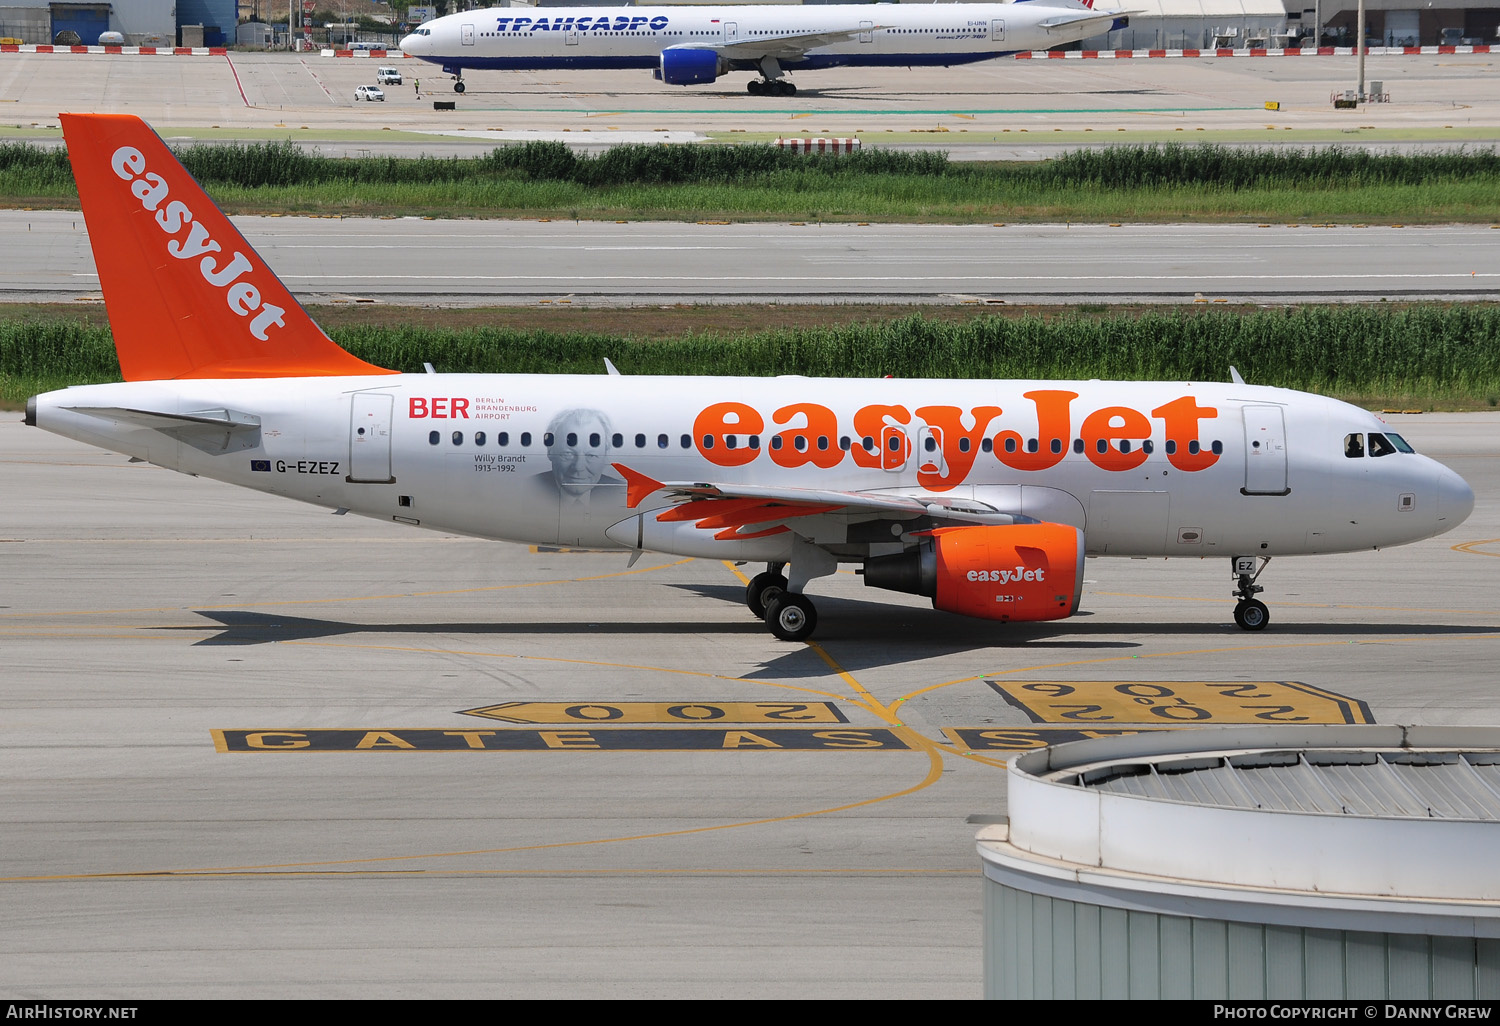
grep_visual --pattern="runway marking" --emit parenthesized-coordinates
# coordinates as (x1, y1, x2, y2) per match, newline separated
(1453, 537, 1500, 557)
(988, 679, 1374, 725)
(894, 633, 1500, 716)
(212, 727, 908, 752)
(942, 726, 1175, 753)
(459, 700, 847, 724)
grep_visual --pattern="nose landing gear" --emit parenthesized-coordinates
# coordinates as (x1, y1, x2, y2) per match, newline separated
(1232, 555, 1270, 630)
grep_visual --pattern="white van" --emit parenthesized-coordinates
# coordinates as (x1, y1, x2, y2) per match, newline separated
(376, 66, 403, 85)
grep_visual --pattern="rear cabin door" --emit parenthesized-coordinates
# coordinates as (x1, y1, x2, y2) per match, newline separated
(1242, 405, 1288, 495)
(349, 392, 394, 483)
(991, 20, 1006, 42)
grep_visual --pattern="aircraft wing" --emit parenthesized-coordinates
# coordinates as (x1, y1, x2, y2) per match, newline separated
(687, 24, 888, 61)
(1035, 10, 1139, 33)
(613, 462, 1026, 542)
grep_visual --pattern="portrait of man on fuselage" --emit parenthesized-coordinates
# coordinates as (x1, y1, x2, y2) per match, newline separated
(520, 407, 625, 545)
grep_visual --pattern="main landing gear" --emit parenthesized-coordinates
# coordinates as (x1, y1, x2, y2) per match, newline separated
(746, 543, 835, 642)
(746, 564, 816, 643)
(748, 56, 795, 96)
(747, 78, 795, 96)
(1232, 556, 1271, 631)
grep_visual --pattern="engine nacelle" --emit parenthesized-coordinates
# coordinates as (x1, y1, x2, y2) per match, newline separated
(862, 523, 1084, 622)
(659, 47, 722, 86)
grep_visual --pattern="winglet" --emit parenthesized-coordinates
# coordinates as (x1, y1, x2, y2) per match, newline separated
(612, 463, 666, 509)
(60, 113, 394, 381)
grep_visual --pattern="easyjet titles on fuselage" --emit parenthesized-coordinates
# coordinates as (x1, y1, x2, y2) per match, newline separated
(406, 388, 1224, 492)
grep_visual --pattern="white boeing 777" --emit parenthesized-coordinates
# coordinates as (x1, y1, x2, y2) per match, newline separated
(27, 114, 1474, 641)
(398, 2, 1131, 95)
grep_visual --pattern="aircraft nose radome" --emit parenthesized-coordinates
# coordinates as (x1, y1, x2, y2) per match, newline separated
(399, 33, 421, 53)
(1436, 466, 1475, 531)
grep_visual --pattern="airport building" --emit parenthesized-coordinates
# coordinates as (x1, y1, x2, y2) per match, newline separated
(0, 0, 231, 46)
(979, 726, 1500, 999)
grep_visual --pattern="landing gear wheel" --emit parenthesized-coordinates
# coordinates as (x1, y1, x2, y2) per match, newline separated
(454, 80, 465, 94)
(765, 593, 817, 642)
(779, 81, 796, 96)
(1234, 599, 1270, 631)
(746, 571, 788, 619)
(747, 79, 764, 95)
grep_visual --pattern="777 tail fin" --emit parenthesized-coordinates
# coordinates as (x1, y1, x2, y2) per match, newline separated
(61, 113, 394, 381)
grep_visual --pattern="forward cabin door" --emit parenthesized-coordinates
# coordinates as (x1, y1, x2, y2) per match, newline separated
(1242, 405, 1288, 495)
(461, 23, 474, 46)
(349, 392, 394, 483)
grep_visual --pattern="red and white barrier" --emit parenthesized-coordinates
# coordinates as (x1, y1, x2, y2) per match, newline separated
(776, 138, 861, 154)
(0, 43, 226, 55)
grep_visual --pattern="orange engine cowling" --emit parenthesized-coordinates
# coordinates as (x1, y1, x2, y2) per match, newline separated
(861, 523, 1085, 622)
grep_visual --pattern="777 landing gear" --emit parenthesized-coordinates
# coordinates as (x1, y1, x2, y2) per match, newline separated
(748, 56, 795, 96)
(747, 78, 796, 96)
(453, 73, 465, 94)
(1232, 555, 1271, 631)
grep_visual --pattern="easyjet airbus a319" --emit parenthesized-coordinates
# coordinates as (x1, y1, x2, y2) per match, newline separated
(27, 114, 1474, 641)
(398, 2, 1131, 95)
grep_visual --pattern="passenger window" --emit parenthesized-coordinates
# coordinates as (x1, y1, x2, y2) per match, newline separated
(474, 431, 486, 446)
(428, 430, 439, 445)
(611, 433, 622, 448)
(749, 435, 761, 449)
(521, 432, 531, 447)
(499, 432, 509, 446)
(452, 431, 463, 445)
(544, 432, 555, 447)
(680, 434, 691, 449)
(1344, 433, 1365, 458)
(1368, 433, 1397, 457)
(657, 433, 669, 449)
(634, 433, 646, 448)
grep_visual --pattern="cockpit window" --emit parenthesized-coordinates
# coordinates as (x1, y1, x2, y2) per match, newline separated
(1368, 432, 1397, 457)
(1344, 433, 1365, 458)
(1387, 432, 1415, 453)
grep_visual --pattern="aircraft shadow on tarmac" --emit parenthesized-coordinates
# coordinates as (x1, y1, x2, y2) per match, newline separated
(177, 591, 1496, 668)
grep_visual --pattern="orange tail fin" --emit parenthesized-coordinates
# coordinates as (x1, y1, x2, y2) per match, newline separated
(61, 113, 394, 380)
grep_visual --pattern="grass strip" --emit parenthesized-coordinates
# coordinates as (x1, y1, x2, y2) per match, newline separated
(4, 141, 1500, 223)
(6, 304, 1500, 410)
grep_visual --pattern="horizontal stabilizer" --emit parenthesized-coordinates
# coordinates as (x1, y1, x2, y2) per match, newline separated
(65, 405, 263, 455)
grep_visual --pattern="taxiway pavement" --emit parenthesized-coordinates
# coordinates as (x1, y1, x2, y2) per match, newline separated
(3, 414, 1497, 997)
(5, 211, 1497, 306)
